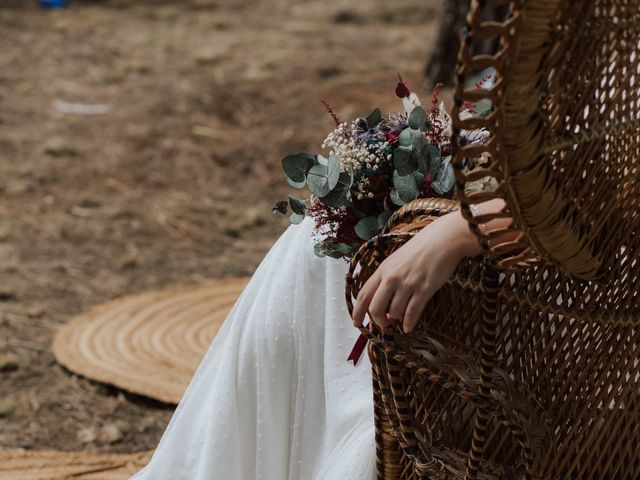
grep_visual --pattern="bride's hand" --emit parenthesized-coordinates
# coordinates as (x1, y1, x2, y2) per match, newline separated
(351, 208, 483, 333)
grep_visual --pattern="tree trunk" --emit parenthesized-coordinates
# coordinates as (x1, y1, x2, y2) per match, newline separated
(425, 0, 469, 87)
(425, 1, 508, 87)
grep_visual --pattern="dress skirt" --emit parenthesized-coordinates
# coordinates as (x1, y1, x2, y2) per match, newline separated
(130, 217, 376, 480)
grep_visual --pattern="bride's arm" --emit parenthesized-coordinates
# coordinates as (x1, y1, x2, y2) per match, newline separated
(351, 198, 515, 333)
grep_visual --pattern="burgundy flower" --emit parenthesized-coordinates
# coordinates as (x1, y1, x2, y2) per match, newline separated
(419, 174, 436, 197)
(395, 74, 411, 98)
(384, 132, 399, 145)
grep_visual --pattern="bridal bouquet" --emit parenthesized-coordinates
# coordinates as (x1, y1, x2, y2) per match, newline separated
(273, 76, 477, 260)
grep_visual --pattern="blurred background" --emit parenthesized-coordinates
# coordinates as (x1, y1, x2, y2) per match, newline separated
(0, 0, 465, 461)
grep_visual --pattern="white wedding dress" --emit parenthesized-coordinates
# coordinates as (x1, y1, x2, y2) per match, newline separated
(131, 216, 376, 480)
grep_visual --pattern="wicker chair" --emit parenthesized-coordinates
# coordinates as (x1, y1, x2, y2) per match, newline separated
(345, 1, 640, 478)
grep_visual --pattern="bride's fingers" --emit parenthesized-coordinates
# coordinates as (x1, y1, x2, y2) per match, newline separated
(387, 287, 411, 321)
(402, 291, 430, 333)
(352, 273, 381, 327)
(367, 279, 396, 328)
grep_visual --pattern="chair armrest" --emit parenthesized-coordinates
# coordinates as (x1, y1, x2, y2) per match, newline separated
(383, 197, 460, 234)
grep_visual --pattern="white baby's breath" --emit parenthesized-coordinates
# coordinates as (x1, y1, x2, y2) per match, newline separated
(322, 121, 389, 175)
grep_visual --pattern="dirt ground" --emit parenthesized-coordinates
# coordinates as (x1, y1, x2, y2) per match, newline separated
(0, 0, 443, 454)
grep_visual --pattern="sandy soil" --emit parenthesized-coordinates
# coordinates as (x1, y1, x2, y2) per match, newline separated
(0, 0, 443, 453)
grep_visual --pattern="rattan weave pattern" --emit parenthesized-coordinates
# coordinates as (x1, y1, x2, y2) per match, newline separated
(452, 0, 640, 280)
(345, 0, 640, 478)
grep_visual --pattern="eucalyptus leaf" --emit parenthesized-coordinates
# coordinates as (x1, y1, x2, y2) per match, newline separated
(313, 242, 326, 257)
(393, 146, 418, 176)
(418, 144, 441, 178)
(355, 216, 381, 241)
(390, 189, 405, 206)
(335, 242, 356, 254)
(366, 108, 382, 128)
(409, 106, 427, 130)
(307, 155, 341, 197)
(289, 212, 305, 224)
(413, 171, 425, 187)
(410, 129, 429, 151)
(288, 195, 307, 215)
(431, 156, 455, 194)
(393, 170, 419, 203)
(282, 153, 316, 186)
(416, 151, 429, 175)
(272, 200, 288, 215)
(327, 154, 341, 190)
(350, 206, 368, 220)
(424, 145, 442, 177)
(317, 239, 344, 258)
(398, 128, 413, 147)
(286, 177, 307, 189)
(306, 164, 331, 197)
(322, 172, 352, 208)
(377, 210, 392, 228)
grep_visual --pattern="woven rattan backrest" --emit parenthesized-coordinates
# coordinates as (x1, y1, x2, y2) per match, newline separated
(346, 3, 640, 477)
(451, 0, 640, 281)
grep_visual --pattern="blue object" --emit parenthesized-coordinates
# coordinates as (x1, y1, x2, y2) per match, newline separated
(39, 0, 67, 8)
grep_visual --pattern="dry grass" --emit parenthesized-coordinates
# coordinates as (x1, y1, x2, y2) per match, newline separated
(0, 0, 443, 452)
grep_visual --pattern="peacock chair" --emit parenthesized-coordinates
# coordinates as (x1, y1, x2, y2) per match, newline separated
(345, 0, 640, 478)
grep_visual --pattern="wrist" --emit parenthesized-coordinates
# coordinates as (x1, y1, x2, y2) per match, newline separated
(417, 209, 482, 259)
(448, 209, 483, 258)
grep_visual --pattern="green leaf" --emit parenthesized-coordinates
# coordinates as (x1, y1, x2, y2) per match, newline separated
(355, 216, 381, 241)
(393, 146, 418, 176)
(393, 170, 419, 202)
(366, 108, 382, 128)
(289, 212, 305, 224)
(334, 242, 356, 254)
(413, 171, 425, 187)
(416, 144, 441, 177)
(317, 239, 345, 258)
(398, 128, 413, 147)
(282, 153, 316, 187)
(377, 210, 392, 228)
(306, 164, 330, 197)
(286, 177, 306, 189)
(288, 195, 307, 215)
(322, 172, 352, 208)
(390, 189, 405, 206)
(410, 129, 428, 150)
(313, 242, 326, 257)
(307, 155, 341, 197)
(427, 145, 441, 177)
(318, 238, 355, 256)
(416, 153, 428, 175)
(432, 155, 455, 194)
(409, 106, 427, 130)
(327, 154, 341, 190)
(350, 207, 368, 220)
(272, 200, 288, 215)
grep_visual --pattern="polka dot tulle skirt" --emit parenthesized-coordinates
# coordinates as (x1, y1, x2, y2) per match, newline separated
(131, 217, 376, 480)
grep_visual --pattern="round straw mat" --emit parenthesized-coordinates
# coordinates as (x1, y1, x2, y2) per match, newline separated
(53, 278, 249, 404)
(0, 449, 152, 480)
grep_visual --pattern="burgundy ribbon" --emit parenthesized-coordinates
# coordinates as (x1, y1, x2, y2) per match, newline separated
(347, 330, 369, 366)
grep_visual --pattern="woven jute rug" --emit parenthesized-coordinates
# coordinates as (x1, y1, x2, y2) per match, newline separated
(0, 449, 152, 480)
(53, 278, 249, 404)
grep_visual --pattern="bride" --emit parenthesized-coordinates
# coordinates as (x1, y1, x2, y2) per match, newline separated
(129, 191, 502, 479)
